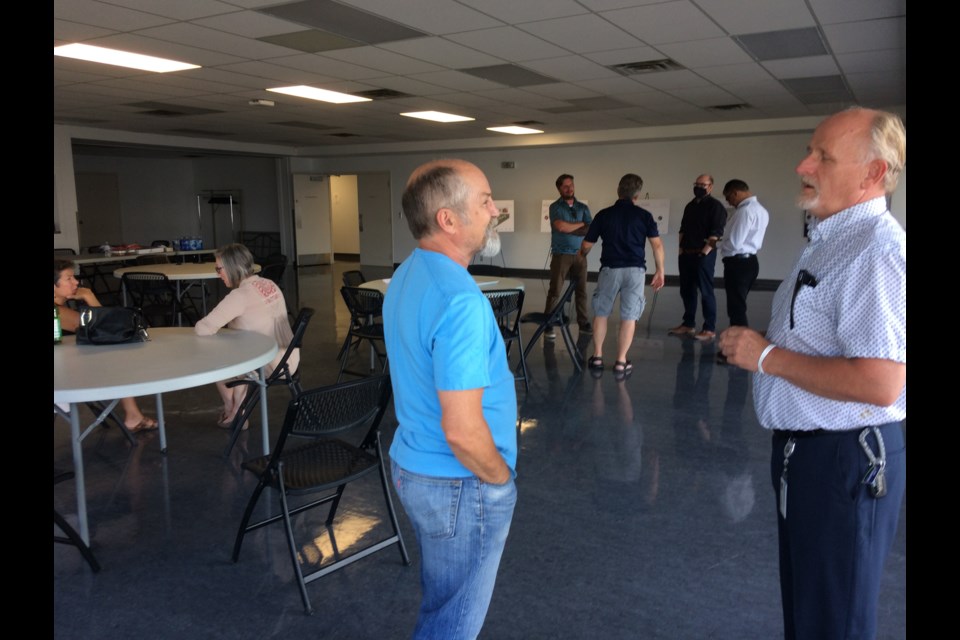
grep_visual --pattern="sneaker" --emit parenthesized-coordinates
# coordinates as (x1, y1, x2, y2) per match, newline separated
(544, 328, 556, 340)
(668, 324, 696, 336)
(579, 322, 593, 334)
(694, 330, 716, 341)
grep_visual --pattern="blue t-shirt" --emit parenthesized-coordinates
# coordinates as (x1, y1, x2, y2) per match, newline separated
(549, 198, 592, 255)
(583, 198, 660, 269)
(384, 248, 518, 477)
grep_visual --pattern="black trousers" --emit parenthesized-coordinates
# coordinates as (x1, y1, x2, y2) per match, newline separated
(770, 423, 905, 640)
(722, 254, 759, 327)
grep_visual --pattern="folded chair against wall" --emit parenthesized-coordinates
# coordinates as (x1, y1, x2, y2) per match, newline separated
(483, 288, 529, 393)
(520, 277, 582, 373)
(231, 375, 410, 614)
(221, 307, 314, 458)
(337, 286, 387, 382)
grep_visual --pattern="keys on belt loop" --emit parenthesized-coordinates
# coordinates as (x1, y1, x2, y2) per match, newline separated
(779, 437, 796, 519)
(858, 427, 887, 498)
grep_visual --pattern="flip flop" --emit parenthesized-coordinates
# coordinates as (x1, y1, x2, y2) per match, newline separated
(127, 417, 159, 433)
(587, 356, 604, 370)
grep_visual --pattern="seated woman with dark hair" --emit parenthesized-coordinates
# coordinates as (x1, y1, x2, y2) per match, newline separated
(54, 258, 158, 432)
(194, 244, 298, 427)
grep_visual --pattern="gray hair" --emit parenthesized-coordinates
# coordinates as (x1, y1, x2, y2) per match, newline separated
(215, 243, 255, 287)
(617, 174, 644, 200)
(401, 161, 471, 239)
(865, 109, 906, 193)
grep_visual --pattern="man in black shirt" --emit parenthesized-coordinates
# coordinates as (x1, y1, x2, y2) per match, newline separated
(668, 173, 727, 340)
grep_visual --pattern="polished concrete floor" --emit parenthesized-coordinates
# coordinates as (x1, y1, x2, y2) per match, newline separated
(54, 262, 906, 639)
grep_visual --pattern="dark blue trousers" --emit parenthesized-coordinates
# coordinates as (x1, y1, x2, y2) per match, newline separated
(771, 423, 905, 640)
(678, 252, 718, 331)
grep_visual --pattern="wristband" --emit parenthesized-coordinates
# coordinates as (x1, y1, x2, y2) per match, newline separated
(757, 344, 776, 374)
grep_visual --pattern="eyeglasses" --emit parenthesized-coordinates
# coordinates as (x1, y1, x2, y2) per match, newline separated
(694, 182, 712, 188)
(215, 265, 224, 273)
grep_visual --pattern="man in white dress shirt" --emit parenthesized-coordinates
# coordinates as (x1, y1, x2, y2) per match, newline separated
(719, 179, 768, 328)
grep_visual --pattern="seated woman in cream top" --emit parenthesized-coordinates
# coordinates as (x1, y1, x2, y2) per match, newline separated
(194, 244, 298, 427)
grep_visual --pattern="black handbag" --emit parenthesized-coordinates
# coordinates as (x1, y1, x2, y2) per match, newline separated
(76, 307, 149, 345)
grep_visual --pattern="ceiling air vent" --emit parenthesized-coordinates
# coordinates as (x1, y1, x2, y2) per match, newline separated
(353, 89, 413, 100)
(706, 103, 752, 112)
(609, 59, 685, 76)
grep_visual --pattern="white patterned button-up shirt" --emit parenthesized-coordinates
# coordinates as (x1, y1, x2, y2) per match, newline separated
(753, 197, 906, 430)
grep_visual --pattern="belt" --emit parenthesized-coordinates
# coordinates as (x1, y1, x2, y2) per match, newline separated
(772, 429, 828, 438)
(723, 253, 755, 260)
(772, 422, 901, 439)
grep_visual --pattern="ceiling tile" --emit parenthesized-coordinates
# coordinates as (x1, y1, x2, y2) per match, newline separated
(822, 17, 905, 54)
(657, 37, 753, 68)
(694, 0, 816, 34)
(521, 55, 619, 82)
(447, 26, 569, 62)
(762, 55, 839, 79)
(518, 14, 643, 53)
(836, 49, 904, 74)
(600, 1, 725, 45)
(457, 0, 588, 23)
(334, 0, 503, 33)
(379, 37, 503, 68)
(322, 46, 444, 74)
(807, 0, 905, 25)
(53, 0, 174, 30)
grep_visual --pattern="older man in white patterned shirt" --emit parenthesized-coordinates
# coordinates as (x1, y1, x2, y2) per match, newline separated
(719, 107, 906, 640)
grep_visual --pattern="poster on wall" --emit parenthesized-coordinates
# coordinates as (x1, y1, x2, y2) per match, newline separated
(638, 198, 671, 235)
(540, 199, 589, 233)
(493, 200, 514, 232)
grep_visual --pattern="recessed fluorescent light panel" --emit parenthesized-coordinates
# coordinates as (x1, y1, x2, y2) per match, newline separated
(486, 126, 544, 135)
(400, 111, 475, 123)
(267, 85, 371, 104)
(53, 43, 200, 73)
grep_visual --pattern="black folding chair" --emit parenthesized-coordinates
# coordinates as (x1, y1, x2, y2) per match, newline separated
(221, 307, 314, 458)
(520, 277, 582, 372)
(337, 286, 387, 382)
(341, 270, 366, 287)
(231, 375, 410, 614)
(483, 288, 529, 393)
(121, 271, 185, 327)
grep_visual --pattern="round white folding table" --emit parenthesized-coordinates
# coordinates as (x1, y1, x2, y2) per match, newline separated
(54, 328, 278, 543)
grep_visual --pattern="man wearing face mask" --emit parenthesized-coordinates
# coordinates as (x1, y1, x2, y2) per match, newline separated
(669, 174, 727, 340)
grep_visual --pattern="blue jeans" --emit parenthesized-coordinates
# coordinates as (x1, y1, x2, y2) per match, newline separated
(392, 463, 517, 640)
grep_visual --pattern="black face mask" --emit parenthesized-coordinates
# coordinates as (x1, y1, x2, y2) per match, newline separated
(693, 186, 708, 198)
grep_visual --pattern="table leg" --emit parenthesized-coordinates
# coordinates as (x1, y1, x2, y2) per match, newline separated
(155, 393, 167, 453)
(176, 281, 183, 326)
(69, 404, 90, 544)
(259, 365, 270, 455)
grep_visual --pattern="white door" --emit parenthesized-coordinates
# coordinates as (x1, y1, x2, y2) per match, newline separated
(293, 174, 331, 266)
(357, 172, 392, 267)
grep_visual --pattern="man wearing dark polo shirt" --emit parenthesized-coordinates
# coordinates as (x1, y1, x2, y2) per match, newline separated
(669, 174, 726, 341)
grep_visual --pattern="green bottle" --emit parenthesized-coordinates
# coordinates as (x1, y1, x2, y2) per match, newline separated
(54, 304, 63, 345)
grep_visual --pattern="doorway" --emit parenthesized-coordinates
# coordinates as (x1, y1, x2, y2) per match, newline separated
(293, 172, 392, 267)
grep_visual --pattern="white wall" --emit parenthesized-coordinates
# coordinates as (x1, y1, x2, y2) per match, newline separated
(294, 121, 908, 281)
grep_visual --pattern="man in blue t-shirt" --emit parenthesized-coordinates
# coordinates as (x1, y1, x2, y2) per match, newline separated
(385, 159, 518, 640)
(545, 174, 592, 337)
(579, 174, 665, 376)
